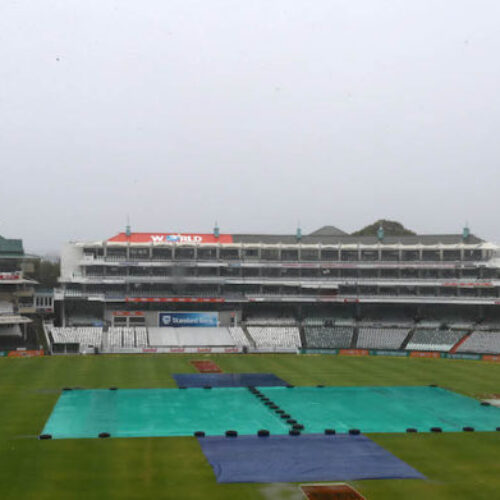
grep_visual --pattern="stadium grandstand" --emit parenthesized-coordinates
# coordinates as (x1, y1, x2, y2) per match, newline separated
(0, 233, 39, 350)
(49, 224, 500, 355)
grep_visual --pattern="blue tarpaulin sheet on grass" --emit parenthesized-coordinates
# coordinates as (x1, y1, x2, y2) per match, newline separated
(173, 373, 288, 388)
(198, 434, 425, 483)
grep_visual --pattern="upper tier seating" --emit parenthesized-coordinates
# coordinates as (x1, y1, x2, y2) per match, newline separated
(247, 326, 301, 349)
(356, 327, 409, 349)
(457, 331, 500, 354)
(303, 326, 353, 349)
(406, 329, 465, 352)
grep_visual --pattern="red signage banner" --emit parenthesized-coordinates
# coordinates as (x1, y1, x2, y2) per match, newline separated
(108, 232, 233, 244)
(442, 282, 493, 288)
(339, 349, 369, 356)
(0, 272, 21, 280)
(482, 355, 500, 362)
(126, 297, 225, 303)
(8, 350, 44, 358)
(112, 311, 145, 316)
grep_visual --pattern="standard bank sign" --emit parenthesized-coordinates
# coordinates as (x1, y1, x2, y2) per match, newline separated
(159, 312, 218, 328)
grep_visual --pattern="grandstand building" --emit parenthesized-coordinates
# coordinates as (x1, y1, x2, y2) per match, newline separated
(55, 225, 500, 328)
(0, 233, 38, 348)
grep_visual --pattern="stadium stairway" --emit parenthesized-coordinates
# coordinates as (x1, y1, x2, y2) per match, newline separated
(298, 324, 307, 348)
(450, 332, 472, 353)
(241, 325, 257, 349)
(350, 325, 359, 348)
(400, 327, 416, 350)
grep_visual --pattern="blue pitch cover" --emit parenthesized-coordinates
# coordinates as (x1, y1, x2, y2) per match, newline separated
(173, 373, 289, 388)
(198, 434, 425, 483)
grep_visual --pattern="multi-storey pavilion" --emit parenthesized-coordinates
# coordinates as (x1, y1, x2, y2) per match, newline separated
(57, 225, 500, 327)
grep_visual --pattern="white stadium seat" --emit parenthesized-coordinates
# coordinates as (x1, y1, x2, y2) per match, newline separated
(247, 326, 301, 349)
(357, 327, 409, 349)
(457, 331, 500, 354)
(406, 329, 465, 352)
(304, 326, 353, 349)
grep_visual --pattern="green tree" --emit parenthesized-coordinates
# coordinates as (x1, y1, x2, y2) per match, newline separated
(352, 219, 416, 237)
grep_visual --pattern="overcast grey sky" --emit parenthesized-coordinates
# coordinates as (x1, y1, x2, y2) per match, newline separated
(1, 0, 499, 254)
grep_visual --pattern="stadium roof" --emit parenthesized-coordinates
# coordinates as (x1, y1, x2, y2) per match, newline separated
(0, 235, 24, 256)
(231, 233, 484, 245)
(100, 229, 487, 247)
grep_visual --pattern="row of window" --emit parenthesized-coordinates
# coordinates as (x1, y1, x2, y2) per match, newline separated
(84, 266, 498, 279)
(67, 282, 500, 298)
(84, 247, 486, 262)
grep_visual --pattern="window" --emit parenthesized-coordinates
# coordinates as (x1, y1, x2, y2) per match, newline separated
(198, 247, 217, 260)
(422, 250, 440, 261)
(262, 268, 281, 278)
(198, 267, 219, 277)
(402, 250, 419, 261)
(107, 248, 127, 259)
(361, 250, 378, 261)
(320, 249, 339, 261)
(341, 251, 358, 261)
(300, 249, 319, 261)
(282, 268, 300, 278)
(221, 267, 241, 277)
(340, 269, 357, 279)
(281, 249, 299, 261)
(443, 250, 460, 261)
(152, 248, 172, 260)
(243, 248, 259, 260)
(261, 248, 279, 260)
(129, 248, 150, 260)
(241, 267, 258, 278)
(220, 248, 240, 260)
(175, 247, 195, 260)
(381, 250, 399, 261)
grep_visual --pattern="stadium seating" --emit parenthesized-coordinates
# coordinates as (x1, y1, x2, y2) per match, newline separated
(246, 317, 296, 325)
(303, 326, 353, 349)
(147, 327, 236, 347)
(356, 327, 409, 349)
(406, 329, 465, 352)
(456, 331, 500, 354)
(135, 327, 148, 348)
(50, 327, 102, 347)
(227, 327, 250, 347)
(246, 326, 301, 349)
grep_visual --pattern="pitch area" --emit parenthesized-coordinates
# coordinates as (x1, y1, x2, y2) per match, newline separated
(1, 353, 499, 499)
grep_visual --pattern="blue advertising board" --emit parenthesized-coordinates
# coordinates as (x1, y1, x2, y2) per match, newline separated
(158, 312, 219, 328)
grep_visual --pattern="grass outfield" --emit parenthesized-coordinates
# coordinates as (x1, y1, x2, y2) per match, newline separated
(1, 354, 499, 499)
